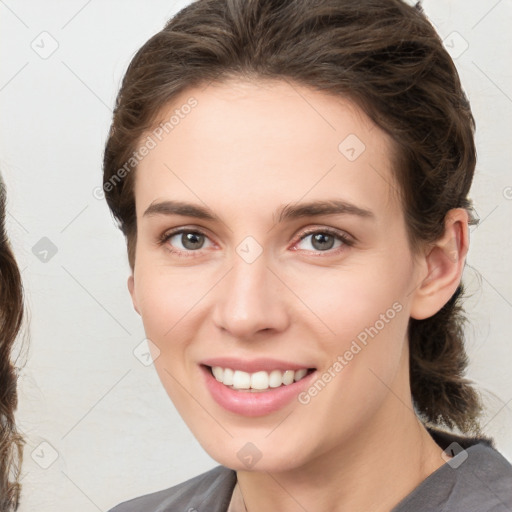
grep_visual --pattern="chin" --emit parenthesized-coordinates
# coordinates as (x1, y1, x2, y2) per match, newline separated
(195, 432, 313, 473)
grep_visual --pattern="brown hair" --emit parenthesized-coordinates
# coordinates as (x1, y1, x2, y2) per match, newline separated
(103, 0, 482, 432)
(0, 179, 24, 511)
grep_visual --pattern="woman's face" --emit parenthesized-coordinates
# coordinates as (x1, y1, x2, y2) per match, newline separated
(129, 79, 425, 472)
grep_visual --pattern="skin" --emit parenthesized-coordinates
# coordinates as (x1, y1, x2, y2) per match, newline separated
(128, 79, 469, 512)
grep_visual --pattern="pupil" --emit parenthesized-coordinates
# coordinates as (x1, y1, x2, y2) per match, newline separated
(312, 233, 334, 251)
(182, 232, 203, 250)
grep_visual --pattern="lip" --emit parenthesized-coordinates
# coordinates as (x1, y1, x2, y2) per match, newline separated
(201, 364, 317, 417)
(200, 357, 314, 373)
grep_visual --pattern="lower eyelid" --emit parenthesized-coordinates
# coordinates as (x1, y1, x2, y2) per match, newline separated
(292, 236, 350, 254)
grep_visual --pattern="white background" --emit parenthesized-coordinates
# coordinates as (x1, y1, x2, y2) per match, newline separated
(1, 1, 511, 510)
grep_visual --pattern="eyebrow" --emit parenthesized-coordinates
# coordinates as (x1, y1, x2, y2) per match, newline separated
(143, 199, 374, 223)
(144, 200, 217, 220)
(276, 199, 374, 223)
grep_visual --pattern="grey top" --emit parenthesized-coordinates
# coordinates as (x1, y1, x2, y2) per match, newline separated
(109, 430, 512, 512)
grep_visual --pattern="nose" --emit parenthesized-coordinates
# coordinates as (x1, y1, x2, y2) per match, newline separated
(212, 251, 290, 340)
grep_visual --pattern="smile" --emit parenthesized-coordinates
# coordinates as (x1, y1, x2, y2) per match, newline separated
(209, 366, 313, 392)
(201, 361, 318, 417)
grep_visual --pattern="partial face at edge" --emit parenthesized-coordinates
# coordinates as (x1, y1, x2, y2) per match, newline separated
(127, 79, 426, 472)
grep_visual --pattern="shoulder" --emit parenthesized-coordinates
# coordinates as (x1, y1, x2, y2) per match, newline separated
(458, 442, 512, 510)
(393, 429, 512, 512)
(108, 465, 237, 512)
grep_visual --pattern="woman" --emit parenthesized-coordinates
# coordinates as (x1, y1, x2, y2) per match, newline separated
(103, 0, 512, 510)
(0, 177, 24, 511)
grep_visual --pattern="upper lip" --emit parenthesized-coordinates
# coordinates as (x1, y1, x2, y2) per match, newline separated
(201, 357, 315, 373)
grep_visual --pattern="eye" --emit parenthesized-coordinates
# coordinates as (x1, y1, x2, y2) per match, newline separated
(161, 229, 214, 256)
(294, 228, 353, 253)
(159, 227, 352, 257)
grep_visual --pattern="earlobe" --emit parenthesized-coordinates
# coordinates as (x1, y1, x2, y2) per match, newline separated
(410, 209, 469, 320)
(127, 275, 140, 315)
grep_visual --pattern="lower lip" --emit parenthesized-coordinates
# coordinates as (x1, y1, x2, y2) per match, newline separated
(201, 365, 316, 417)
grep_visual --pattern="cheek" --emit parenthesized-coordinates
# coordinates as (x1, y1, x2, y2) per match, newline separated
(135, 266, 212, 341)
(286, 251, 414, 418)
(293, 280, 410, 447)
(286, 253, 413, 346)
(135, 270, 205, 407)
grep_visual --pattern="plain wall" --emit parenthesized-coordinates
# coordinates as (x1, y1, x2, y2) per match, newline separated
(0, 1, 511, 510)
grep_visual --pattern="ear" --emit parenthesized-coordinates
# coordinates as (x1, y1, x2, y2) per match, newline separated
(127, 274, 140, 315)
(410, 208, 469, 320)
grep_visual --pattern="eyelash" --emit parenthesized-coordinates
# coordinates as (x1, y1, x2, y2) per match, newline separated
(158, 227, 354, 258)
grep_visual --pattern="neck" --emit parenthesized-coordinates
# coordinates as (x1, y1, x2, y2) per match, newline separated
(236, 375, 445, 512)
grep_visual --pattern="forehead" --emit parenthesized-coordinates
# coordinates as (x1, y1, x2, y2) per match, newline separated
(135, 78, 401, 223)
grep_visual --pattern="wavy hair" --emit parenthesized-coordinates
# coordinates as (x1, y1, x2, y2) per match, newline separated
(0, 179, 24, 510)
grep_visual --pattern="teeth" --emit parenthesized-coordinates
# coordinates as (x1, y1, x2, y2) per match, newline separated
(251, 371, 268, 390)
(269, 369, 282, 388)
(210, 366, 311, 391)
(212, 366, 223, 382)
(223, 368, 234, 386)
(282, 370, 294, 385)
(233, 370, 251, 389)
(294, 368, 308, 381)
